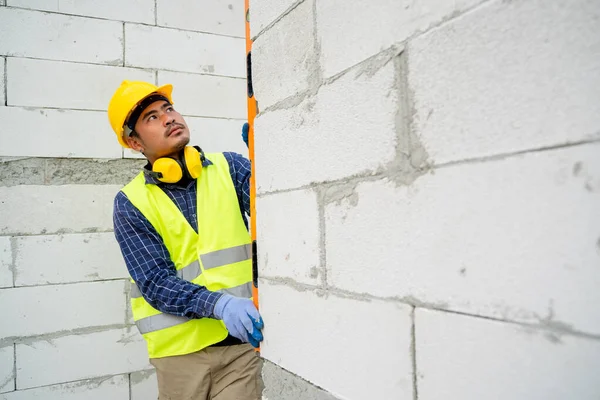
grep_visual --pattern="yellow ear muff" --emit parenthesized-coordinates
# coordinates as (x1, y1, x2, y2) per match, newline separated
(183, 146, 203, 179)
(153, 157, 183, 183)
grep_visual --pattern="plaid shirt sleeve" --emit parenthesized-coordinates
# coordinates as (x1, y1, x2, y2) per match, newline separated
(223, 152, 251, 216)
(113, 191, 223, 319)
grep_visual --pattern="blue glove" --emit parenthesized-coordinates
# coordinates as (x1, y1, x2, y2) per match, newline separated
(241, 122, 249, 148)
(213, 293, 264, 347)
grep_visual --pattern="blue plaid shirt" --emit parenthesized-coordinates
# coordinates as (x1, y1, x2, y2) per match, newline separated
(113, 152, 251, 320)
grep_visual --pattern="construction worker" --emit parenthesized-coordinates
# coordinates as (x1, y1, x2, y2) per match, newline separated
(108, 80, 264, 400)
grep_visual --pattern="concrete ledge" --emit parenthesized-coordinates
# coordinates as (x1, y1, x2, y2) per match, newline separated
(262, 360, 341, 400)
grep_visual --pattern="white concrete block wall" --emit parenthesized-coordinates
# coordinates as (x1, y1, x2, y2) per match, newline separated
(0, 237, 12, 289)
(130, 370, 158, 400)
(416, 309, 600, 400)
(2, 375, 130, 400)
(125, 24, 245, 77)
(16, 328, 149, 389)
(260, 283, 414, 400)
(1, 1, 247, 398)
(252, 0, 600, 398)
(408, 0, 600, 164)
(156, 0, 245, 37)
(0, 346, 14, 393)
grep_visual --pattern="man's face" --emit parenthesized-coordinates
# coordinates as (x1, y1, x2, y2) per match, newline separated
(126, 100, 190, 162)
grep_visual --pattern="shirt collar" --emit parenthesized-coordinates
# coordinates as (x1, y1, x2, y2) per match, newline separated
(143, 155, 213, 185)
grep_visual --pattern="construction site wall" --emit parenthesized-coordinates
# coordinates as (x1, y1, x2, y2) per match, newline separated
(251, 1, 600, 399)
(0, 1, 247, 398)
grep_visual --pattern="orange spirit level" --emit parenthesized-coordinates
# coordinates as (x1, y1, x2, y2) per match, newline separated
(245, 0, 259, 317)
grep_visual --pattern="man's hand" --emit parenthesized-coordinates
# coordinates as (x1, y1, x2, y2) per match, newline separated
(241, 122, 249, 148)
(213, 293, 264, 348)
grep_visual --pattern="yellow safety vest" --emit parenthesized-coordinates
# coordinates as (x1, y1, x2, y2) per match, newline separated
(121, 153, 253, 359)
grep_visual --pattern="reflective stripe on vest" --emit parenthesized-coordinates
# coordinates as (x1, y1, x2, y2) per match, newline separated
(135, 281, 253, 334)
(130, 244, 251, 299)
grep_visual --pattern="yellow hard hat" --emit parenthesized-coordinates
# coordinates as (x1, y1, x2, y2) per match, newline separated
(107, 80, 173, 148)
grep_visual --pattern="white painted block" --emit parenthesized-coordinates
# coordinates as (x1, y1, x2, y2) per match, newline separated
(0, 185, 120, 235)
(251, 0, 297, 37)
(3, 375, 129, 400)
(130, 370, 158, 400)
(0, 107, 122, 159)
(254, 61, 397, 193)
(157, 0, 244, 37)
(7, 58, 154, 111)
(0, 8, 122, 65)
(0, 237, 12, 288)
(14, 233, 127, 286)
(186, 117, 248, 156)
(0, 346, 14, 394)
(0, 280, 127, 339)
(8, 0, 154, 24)
(0, 57, 5, 106)
(252, 0, 317, 110)
(159, 71, 246, 119)
(260, 283, 413, 400)
(326, 144, 600, 334)
(317, 0, 483, 78)
(256, 189, 320, 284)
(416, 309, 600, 400)
(409, 0, 600, 164)
(125, 24, 245, 77)
(16, 328, 150, 389)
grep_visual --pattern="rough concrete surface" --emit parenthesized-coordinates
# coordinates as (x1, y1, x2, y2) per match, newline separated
(262, 361, 341, 400)
(0, 157, 145, 186)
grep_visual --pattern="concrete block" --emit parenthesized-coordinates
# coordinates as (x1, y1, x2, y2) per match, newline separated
(125, 24, 245, 77)
(0, 107, 122, 158)
(262, 360, 342, 400)
(416, 309, 600, 400)
(14, 233, 127, 287)
(256, 189, 320, 285)
(260, 283, 413, 399)
(0, 57, 5, 105)
(0, 185, 119, 235)
(157, 0, 244, 37)
(130, 370, 158, 400)
(254, 60, 397, 193)
(0, 346, 14, 393)
(8, 0, 155, 24)
(7, 58, 154, 110)
(159, 71, 246, 119)
(317, 0, 483, 79)
(409, 0, 600, 164)
(251, 0, 297, 37)
(0, 8, 122, 65)
(252, 0, 317, 110)
(0, 280, 127, 339)
(326, 143, 600, 334)
(3, 375, 129, 400)
(16, 327, 150, 389)
(186, 116, 248, 156)
(0, 237, 12, 288)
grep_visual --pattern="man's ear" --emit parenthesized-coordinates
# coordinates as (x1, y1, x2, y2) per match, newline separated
(126, 135, 144, 153)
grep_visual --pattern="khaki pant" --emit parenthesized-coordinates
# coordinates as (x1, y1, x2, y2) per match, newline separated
(150, 344, 264, 400)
